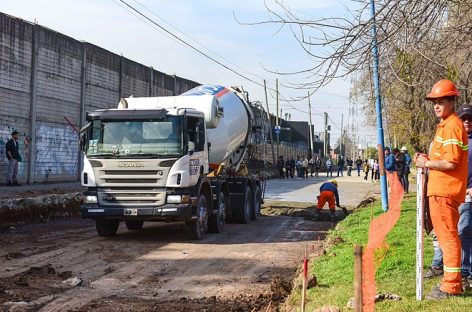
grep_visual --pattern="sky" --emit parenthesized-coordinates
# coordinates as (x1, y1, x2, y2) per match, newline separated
(1, 0, 376, 147)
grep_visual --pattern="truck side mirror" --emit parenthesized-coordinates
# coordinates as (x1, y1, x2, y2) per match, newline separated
(195, 122, 201, 145)
(79, 122, 90, 152)
(188, 141, 196, 153)
(79, 131, 87, 152)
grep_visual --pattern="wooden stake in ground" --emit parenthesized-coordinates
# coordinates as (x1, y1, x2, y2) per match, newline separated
(354, 245, 363, 312)
(301, 244, 308, 312)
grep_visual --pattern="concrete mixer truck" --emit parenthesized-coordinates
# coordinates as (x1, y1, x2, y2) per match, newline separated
(79, 85, 264, 239)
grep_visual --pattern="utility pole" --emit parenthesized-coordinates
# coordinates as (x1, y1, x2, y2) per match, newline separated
(276, 78, 279, 159)
(371, 0, 388, 211)
(308, 92, 314, 158)
(323, 112, 328, 158)
(263, 80, 276, 166)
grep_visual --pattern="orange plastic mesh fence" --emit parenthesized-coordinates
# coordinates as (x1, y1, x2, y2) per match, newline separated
(361, 172, 404, 311)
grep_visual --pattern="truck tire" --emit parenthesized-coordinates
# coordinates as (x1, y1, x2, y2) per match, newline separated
(125, 220, 144, 231)
(209, 191, 226, 233)
(96, 220, 119, 237)
(251, 185, 262, 220)
(236, 187, 253, 224)
(186, 194, 209, 240)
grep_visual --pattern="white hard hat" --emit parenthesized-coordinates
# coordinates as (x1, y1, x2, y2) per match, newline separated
(401, 146, 408, 151)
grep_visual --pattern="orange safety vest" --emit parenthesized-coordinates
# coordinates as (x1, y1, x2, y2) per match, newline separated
(427, 113, 468, 203)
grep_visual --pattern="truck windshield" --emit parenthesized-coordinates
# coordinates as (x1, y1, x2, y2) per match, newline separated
(85, 117, 183, 158)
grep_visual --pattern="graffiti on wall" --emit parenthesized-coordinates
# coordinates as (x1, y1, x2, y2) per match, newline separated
(35, 123, 79, 177)
(0, 124, 29, 181)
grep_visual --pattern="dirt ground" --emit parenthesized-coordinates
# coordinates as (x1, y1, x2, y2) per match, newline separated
(0, 201, 338, 312)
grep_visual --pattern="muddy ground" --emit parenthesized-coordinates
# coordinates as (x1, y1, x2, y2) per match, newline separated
(0, 201, 345, 312)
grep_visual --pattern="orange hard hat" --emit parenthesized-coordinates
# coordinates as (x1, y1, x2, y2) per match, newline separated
(426, 79, 460, 100)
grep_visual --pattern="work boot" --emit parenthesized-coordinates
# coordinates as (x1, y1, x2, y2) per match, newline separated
(463, 277, 472, 292)
(424, 266, 444, 279)
(426, 285, 461, 300)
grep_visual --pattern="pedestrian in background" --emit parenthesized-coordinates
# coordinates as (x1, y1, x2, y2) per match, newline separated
(285, 156, 293, 179)
(309, 156, 315, 177)
(326, 158, 333, 177)
(415, 79, 466, 299)
(314, 156, 322, 177)
(401, 146, 412, 193)
(302, 156, 308, 179)
(6, 130, 22, 186)
(363, 159, 370, 181)
(393, 147, 406, 186)
(384, 147, 395, 173)
(373, 159, 380, 181)
(346, 157, 353, 176)
(277, 156, 285, 179)
(296, 156, 303, 179)
(355, 157, 363, 176)
(289, 156, 295, 179)
(336, 156, 344, 177)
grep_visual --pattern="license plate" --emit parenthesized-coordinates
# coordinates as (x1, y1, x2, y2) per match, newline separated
(124, 208, 138, 216)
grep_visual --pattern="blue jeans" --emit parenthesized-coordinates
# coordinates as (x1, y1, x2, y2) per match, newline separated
(431, 203, 472, 278)
(432, 231, 443, 268)
(459, 202, 472, 278)
(326, 167, 333, 177)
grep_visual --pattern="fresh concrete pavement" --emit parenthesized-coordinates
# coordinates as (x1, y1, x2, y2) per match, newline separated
(263, 173, 381, 207)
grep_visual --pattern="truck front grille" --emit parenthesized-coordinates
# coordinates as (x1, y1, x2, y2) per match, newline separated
(95, 168, 167, 186)
(97, 190, 166, 207)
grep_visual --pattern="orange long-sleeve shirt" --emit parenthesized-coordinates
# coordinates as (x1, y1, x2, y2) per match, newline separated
(428, 113, 468, 203)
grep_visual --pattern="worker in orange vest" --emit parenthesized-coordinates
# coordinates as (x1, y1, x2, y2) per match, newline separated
(415, 79, 468, 299)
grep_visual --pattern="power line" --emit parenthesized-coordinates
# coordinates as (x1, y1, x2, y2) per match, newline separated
(115, 0, 265, 87)
(113, 0, 353, 122)
(128, 0, 274, 84)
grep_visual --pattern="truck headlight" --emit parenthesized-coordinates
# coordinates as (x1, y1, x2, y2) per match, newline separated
(84, 195, 98, 204)
(167, 195, 181, 204)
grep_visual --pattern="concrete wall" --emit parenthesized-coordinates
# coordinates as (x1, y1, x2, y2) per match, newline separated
(0, 13, 199, 184)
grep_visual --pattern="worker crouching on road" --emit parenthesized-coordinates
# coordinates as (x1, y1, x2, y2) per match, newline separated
(415, 79, 467, 299)
(315, 180, 341, 221)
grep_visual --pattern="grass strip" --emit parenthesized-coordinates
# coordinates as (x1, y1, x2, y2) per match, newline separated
(288, 193, 472, 311)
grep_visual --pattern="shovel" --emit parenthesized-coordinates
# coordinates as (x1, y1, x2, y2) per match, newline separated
(339, 206, 349, 216)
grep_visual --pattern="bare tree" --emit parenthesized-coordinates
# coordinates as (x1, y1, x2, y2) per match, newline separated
(241, 0, 472, 150)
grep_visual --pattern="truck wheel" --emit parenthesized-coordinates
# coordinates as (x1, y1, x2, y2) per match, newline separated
(236, 187, 253, 224)
(125, 220, 144, 231)
(251, 185, 262, 220)
(209, 192, 226, 233)
(186, 194, 208, 240)
(96, 220, 119, 237)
